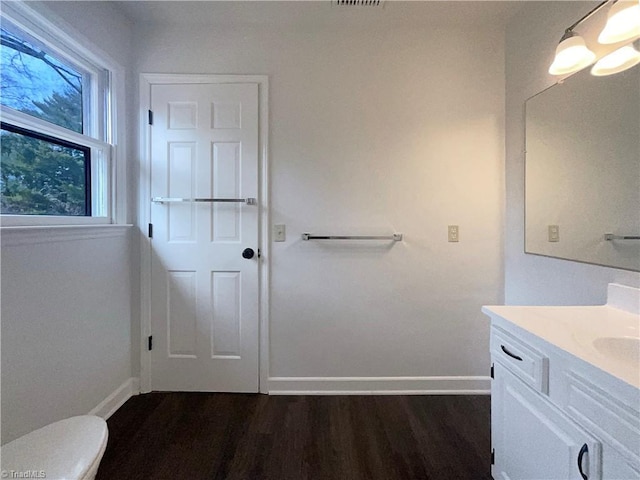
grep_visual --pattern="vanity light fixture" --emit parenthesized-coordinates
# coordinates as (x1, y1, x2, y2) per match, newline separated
(598, 0, 640, 44)
(549, 0, 640, 77)
(548, 30, 596, 75)
(591, 41, 640, 75)
(548, 1, 607, 76)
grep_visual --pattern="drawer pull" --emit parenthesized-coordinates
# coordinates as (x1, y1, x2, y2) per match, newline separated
(577, 443, 588, 480)
(500, 345, 523, 361)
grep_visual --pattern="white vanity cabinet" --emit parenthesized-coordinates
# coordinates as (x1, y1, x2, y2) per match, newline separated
(492, 361, 601, 480)
(491, 329, 601, 480)
(484, 299, 640, 480)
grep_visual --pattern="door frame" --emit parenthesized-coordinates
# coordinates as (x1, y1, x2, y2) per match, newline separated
(138, 74, 270, 393)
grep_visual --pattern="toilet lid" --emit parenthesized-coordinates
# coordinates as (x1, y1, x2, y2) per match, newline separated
(0, 416, 108, 480)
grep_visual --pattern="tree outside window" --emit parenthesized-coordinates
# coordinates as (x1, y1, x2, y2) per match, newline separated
(1, 25, 90, 216)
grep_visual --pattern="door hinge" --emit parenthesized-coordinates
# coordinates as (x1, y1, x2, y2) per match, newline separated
(491, 448, 495, 465)
(148, 335, 153, 351)
(148, 110, 153, 125)
(148, 223, 153, 238)
(491, 363, 494, 379)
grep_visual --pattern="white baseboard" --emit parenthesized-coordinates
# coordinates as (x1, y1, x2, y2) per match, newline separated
(89, 377, 140, 419)
(268, 376, 491, 395)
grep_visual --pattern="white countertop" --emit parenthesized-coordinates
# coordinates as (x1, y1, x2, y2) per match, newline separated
(482, 304, 640, 389)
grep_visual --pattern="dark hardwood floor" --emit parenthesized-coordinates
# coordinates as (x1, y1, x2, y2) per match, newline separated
(96, 393, 491, 480)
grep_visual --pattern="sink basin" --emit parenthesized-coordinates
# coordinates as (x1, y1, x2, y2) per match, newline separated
(592, 336, 640, 366)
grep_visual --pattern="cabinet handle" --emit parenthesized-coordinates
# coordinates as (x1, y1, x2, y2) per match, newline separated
(500, 345, 523, 361)
(577, 443, 588, 480)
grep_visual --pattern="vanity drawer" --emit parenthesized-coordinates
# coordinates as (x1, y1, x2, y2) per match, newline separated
(491, 326, 549, 394)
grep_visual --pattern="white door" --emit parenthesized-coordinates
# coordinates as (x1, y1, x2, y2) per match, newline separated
(149, 83, 259, 392)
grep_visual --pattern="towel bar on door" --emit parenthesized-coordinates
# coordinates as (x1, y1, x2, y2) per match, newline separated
(301, 233, 403, 241)
(152, 197, 257, 205)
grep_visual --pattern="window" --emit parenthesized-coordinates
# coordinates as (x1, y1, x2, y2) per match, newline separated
(0, 25, 85, 133)
(1, 124, 91, 216)
(0, 8, 113, 224)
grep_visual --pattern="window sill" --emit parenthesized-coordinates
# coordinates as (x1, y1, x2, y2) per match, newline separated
(0, 215, 112, 227)
(1, 224, 132, 247)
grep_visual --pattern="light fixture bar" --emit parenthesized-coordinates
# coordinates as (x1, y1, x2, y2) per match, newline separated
(566, 0, 610, 32)
(549, 0, 640, 77)
(549, 0, 615, 76)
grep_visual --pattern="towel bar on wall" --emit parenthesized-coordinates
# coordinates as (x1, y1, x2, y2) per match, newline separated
(604, 234, 640, 241)
(152, 197, 256, 205)
(301, 233, 403, 241)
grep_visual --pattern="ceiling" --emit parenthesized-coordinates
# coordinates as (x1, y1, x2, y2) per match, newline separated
(114, 1, 526, 28)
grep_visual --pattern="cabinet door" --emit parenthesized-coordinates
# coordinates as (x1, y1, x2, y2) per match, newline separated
(492, 362, 601, 480)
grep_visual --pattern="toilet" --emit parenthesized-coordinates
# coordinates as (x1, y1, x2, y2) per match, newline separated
(0, 416, 108, 480)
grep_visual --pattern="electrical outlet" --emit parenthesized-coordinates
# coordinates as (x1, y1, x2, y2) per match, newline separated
(274, 224, 286, 242)
(548, 225, 560, 242)
(448, 225, 459, 242)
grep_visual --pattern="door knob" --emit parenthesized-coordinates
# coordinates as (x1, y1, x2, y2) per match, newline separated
(242, 248, 255, 259)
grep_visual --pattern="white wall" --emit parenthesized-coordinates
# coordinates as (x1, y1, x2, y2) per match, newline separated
(505, 1, 640, 306)
(134, 7, 505, 392)
(1, 2, 135, 443)
(1, 232, 132, 443)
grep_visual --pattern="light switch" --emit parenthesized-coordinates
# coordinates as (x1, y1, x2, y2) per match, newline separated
(448, 225, 459, 242)
(548, 225, 560, 242)
(274, 224, 286, 242)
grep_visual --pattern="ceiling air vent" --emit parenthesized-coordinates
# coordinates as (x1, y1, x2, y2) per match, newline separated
(333, 0, 385, 6)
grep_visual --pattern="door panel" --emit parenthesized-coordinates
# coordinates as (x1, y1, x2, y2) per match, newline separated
(167, 270, 197, 357)
(211, 271, 241, 358)
(493, 362, 601, 480)
(149, 83, 259, 392)
(212, 142, 241, 241)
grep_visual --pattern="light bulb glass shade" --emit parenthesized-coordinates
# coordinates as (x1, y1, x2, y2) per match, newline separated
(591, 44, 640, 75)
(598, 1, 640, 44)
(549, 33, 596, 75)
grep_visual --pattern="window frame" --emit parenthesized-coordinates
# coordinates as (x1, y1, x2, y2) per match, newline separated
(0, 2, 123, 227)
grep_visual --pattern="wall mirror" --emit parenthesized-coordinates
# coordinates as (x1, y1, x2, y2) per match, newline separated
(525, 66, 639, 271)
